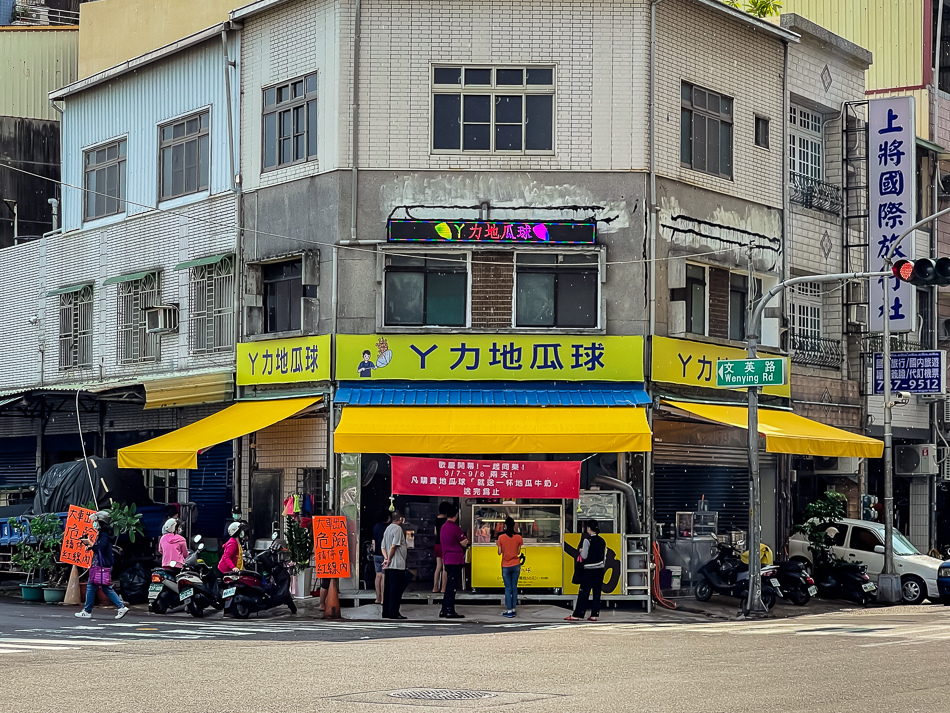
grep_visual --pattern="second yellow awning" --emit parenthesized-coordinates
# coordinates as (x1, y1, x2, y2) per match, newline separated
(334, 406, 652, 454)
(118, 396, 321, 470)
(664, 400, 883, 458)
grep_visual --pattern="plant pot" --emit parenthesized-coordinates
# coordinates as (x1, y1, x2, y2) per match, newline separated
(20, 584, 46, 602)
(43, 587, 67, 604)
(290, 568, 313, 598)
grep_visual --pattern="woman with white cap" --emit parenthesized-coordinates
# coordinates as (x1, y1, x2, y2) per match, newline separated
(158, 518, 188, 573)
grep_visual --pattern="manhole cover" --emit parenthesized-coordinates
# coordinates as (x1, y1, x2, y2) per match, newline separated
(388, 689, 497, 701)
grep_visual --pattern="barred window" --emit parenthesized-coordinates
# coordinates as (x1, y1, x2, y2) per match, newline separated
(117, 272, 161, 363)
(59, 285, 93, 370)
(789, 104, 823, 180)
(792, 281, 823, 342)
(190, 256, 235, 353)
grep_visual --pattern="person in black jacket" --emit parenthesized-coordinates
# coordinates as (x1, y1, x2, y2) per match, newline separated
(565, 520, 607, 622)
(75, 511, 129, 619)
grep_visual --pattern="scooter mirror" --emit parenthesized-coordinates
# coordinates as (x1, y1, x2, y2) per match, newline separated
(271, 532, 279, 541)
(198, 543, 205, 551)
(194, 534, 202, 544)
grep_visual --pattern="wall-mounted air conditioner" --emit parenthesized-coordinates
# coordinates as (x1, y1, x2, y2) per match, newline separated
(145, 305, 179, 334)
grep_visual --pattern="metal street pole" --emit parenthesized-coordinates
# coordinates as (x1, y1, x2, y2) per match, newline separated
(744, 269, 889, 617)
(878, 204, 950, 603)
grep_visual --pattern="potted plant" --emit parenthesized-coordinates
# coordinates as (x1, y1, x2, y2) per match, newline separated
(9, 513, 64, 601)
(285, 515, 314, 598)
(43, 564, 70, 604)
(794, 490, 849, 567)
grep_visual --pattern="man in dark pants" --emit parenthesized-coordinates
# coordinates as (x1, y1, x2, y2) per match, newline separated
(381, 510, 408, 619)
(439, 504, 468, 618)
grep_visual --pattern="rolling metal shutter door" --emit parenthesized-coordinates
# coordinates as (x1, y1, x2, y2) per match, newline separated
(0, 437, 37, 488)
(190, 442, 233, 537)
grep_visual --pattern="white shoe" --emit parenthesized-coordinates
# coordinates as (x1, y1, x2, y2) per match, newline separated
(75, 610, 91, 618)
(115, 606, 129, 620)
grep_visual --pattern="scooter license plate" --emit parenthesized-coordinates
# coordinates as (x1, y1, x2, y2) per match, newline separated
(808, 585, 818, 596)
(862, 582, 876, 592)
(770, 578, 780, 587)
(179, 588, 194, 602)
(222, 587, 237, 599)
(149, 583, 163, 593)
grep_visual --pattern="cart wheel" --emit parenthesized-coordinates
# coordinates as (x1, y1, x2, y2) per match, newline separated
(554, 588, 561, 595)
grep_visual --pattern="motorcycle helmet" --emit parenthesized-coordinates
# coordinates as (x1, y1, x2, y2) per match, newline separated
(162, 518, 179, 535)
(228, 521, 242, 537)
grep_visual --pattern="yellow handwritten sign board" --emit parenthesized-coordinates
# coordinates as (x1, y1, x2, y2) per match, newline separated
(652, 336, 790, 397)
(237, 335, 331, 386)
(335, 334, 643, 382)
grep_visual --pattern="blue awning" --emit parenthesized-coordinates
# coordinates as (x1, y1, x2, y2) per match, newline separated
(334, 381, 650, 407)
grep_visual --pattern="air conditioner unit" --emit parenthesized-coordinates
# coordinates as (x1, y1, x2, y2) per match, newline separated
(940, 449, 950, 482)
(145, 305, 179, 334)
(847, 304, 868, 328)
(813, 456, 860, 475)
(846, 281, 867, 305)
(895, 444, 938, 475)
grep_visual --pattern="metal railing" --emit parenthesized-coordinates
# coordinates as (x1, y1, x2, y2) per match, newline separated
(13, 2, 79, 25)
(860, 333, 925, 354)
(788, 329, 844, 368)
(789, 172, 843, 215)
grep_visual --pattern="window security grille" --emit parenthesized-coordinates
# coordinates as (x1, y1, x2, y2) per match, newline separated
(189, 256, 235, 353)
(59, 285, 93, 370)
(117, 272, 161, 363)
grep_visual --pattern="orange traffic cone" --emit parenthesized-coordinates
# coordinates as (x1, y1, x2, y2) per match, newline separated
(323, 578, 341, 619)
(64, 565, 82, 606)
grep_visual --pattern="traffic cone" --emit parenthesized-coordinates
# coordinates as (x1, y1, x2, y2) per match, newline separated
(64, 565, 81, 606)
(323, 578, 341, 619)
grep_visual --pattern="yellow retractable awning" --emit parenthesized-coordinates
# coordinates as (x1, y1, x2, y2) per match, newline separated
(664, 400, 883, 459)
(333, 406, 652, 454)
(118, 396, 321, 470)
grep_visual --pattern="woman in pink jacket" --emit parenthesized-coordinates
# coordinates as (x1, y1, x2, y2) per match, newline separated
(158, 518, 188, 571)
(218, 521, 242, 574)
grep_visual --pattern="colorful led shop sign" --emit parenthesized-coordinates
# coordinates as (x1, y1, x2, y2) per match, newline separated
(386, 219, 597, 245)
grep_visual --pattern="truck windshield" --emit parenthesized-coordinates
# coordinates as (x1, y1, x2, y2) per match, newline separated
(893, 531, 919, 556)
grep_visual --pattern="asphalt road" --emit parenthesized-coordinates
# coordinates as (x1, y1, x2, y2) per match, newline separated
(0, 600, 947, 712)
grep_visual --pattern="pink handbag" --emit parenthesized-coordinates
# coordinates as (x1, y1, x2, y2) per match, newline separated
(89, 565, 112, 586)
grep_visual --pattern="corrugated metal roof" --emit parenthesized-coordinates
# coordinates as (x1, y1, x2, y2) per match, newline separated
(334, 381, 650, 407)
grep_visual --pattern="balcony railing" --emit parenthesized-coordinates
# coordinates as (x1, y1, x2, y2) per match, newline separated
(789, 329, 844, 369)
(789, 172, 843, 215)
(13, 2, 79, 25)
(860, 333, 925, 355)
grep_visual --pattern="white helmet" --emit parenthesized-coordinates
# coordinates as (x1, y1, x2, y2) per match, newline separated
(227, 521, 242, 537)
(162, 518, 179, 535)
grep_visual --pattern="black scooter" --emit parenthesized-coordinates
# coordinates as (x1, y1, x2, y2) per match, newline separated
(694, 542, 778, 610)
(812, 553, 877, 605)
(775, 560, 817, 606)
(176, 537, 223, 618)
(221, 535, 297, 619)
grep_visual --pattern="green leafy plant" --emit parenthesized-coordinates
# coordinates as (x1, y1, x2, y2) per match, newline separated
(285, 515, 314, 574)
(9, 514, 64, 585)
(108, 502, 144, 543)
(724, 0, 782, 18)
(793, 490, 848, 563)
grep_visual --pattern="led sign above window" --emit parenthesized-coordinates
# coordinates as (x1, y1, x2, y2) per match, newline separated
(387, 219, 596, 245)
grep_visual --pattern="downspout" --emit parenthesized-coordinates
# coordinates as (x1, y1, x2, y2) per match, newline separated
(649, 0, 663, 340)
(349, 0, 362, 245)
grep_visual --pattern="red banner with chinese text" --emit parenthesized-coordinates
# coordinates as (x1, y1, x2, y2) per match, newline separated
(312, 516, 350, 578)
(391, 456, 580, 499)
(60, 505, 97, 568)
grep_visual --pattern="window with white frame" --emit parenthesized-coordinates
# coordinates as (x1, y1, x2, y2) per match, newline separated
(262, 72, 318, 170)
(159, 111, 210, 200)
(190, 256, 235, 353)
(117, 272, 161, 363)
(791, 281, 822, 347)
(84, 138, 127, 220)
(431, 66, 555, 154)
(58, 285, 93, 370)
(789, 104, 823, 180)
(147, 469, 187, 504)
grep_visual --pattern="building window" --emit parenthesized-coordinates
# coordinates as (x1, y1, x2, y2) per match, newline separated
(84, 138, 127, 220)
(680, 83, 733, 179)
(58, 285, 93, 370)
(262, 72, 318, 170)
(789, 104, 822, 180)
(160, 111, 210, 200)
(147, 469, 185, 504)
(515, 253, 598, 328)
(792, 281, 822, 342)
(729, 273, 762, 341)
(432, 66, 555, 154)
(117, 272, 161, 363)
(754, 116, 770, 149)
(190, 256, 235, 353)
(384, 253, 467, 327)
(263, 260, 303, 333)
(670, 263, 708, 335)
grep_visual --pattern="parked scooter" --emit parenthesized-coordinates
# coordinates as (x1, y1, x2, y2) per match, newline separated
(813, 553, 877, 605)
(221, 533, 297, 619)
(694, 542, 779, 610)
(774, 560, 817, 606)
(148, 565, 180, 615)
(175, 536, 222, 618)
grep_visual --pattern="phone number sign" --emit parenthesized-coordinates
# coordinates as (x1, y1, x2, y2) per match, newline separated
(873, 351, 946, 394)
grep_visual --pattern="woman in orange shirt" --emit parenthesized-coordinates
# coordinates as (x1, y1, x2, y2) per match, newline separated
(496, 516, 524, 618)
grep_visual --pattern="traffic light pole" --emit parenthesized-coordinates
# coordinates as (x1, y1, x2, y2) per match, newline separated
(878, 205, 950, 604)
(744, 269, 888, 617)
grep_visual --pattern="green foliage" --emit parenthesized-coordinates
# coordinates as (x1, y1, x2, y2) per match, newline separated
(723, 0, 782, 18)
(108, 502, 144, 543)
(794, 490, 848, 562)
(285, 515, 313, 574)
(10, 514, 64, 585)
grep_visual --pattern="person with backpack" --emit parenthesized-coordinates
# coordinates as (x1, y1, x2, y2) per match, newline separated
(565, 520, 607, 622)
(75, 510, 129, 620)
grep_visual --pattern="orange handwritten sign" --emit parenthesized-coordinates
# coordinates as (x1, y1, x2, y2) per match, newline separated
(60, 505, 97, 568)
(312, 516, 349, 578)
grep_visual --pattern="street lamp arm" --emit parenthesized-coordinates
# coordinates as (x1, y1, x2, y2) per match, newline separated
(885, 205, 950, 263)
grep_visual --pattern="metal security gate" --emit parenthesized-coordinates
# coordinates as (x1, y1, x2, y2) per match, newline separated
(190, 443, 233, 537)
(0, 437, 37, 488)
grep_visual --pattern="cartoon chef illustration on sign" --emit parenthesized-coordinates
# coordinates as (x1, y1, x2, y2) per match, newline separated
(358, 337, 393, 377)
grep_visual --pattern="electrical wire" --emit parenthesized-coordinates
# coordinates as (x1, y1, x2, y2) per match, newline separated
(651, 540, 676, 610)
(76, 388, 98, 510)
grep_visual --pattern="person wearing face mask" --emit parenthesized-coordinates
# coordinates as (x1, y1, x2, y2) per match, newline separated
(158, 518, 188, 572)
(219, 521, 243, 575)
(75, 511, 129, 619)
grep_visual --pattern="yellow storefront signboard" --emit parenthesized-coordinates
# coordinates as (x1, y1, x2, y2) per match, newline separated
(237, 335, 331, 386)
(471, 545, 563, 588)
(562, 534, 624, 595)
(652, 336, 790, 398)
(336, 334, 643, 381)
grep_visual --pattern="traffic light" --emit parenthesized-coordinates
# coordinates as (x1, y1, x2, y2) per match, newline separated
(892, 258, 950, 286)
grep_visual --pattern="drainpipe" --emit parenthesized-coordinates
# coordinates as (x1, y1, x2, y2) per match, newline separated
(48, 197, 58, 232)
(648, 0, 663, 340)
(349, 0, 362, 245)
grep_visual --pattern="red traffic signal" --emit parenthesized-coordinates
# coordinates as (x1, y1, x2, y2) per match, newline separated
(892, 258, 950, 286)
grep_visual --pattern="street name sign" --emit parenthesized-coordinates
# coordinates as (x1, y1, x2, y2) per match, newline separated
(872, 350, 946, 394)
(716, 357, 787, 388)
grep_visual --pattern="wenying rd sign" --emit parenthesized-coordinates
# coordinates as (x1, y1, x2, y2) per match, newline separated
(715, 357, 787, 388)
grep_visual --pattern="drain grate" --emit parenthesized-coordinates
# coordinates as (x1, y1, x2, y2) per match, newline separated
(388, 689, 497, 701)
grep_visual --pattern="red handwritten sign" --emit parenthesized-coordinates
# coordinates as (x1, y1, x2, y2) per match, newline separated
(312, 516, 350, 578)
(60, 505, 97, 568)
(391, 457, 580, 499)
